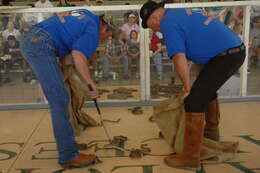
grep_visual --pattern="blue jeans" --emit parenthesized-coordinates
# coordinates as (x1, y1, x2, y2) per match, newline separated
(102, 56, 129, 77)
(152, 52, 163, 79)
(20, 27, 78, 164)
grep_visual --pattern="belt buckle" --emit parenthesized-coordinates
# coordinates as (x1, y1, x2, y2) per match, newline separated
(220, 52, 227, 56)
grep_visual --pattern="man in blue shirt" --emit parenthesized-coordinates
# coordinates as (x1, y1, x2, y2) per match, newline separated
(21, 10, 113, 168)
(140, 1, 245, 169)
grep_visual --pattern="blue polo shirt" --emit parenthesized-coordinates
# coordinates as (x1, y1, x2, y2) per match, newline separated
(34, 9, 100, 59)
(160, 8, 242, 65)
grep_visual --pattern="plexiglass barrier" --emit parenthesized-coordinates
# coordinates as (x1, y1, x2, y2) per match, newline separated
(0, 1, 259, 107)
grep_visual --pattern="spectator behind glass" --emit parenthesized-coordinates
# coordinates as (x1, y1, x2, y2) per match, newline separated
(57, 0, 74, 7)
(35, 0, 53, 8)
(6, 14, 22, 31)
(2, 21, 22, 41)
(150, 31, 163, 81)
(2, 35, 31, 83)
(121, 13, 140, 42)
(250, 17, 260, 66)
(126, 30, 140, 79)
(103, 31, 129, 80)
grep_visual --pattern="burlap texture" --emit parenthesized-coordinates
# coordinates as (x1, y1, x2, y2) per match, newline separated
(153, 95, 239, 163)
(62, 65, 98, 136)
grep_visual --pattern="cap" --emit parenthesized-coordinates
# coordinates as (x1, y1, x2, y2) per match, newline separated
(140, 1, 165, 28)
(7, 35, 16, 40)
(128, 13, 136, 18)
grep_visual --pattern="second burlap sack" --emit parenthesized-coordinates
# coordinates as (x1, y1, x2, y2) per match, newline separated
(153, 95, 239, 163)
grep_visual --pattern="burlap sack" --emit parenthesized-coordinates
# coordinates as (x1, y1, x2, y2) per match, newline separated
(62, 65, 98, 136)
(153, 95, 185, 152)
(153, 95, 239, 163)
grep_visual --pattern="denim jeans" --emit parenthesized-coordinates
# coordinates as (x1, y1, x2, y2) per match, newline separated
(102, 56, 129, 77)
(152, 52, 163, 79)
(20, 27, 78, 164)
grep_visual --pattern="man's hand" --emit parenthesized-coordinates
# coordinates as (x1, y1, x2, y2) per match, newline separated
(87, 82, 99, 100)
(178, 90, 190, 104)
(72, 50, 100, 100)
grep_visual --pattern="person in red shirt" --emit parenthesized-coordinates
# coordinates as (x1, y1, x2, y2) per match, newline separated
(150, 31, 163, 80)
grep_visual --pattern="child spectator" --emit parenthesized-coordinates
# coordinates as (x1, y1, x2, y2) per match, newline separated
(126, 30, 140, 78)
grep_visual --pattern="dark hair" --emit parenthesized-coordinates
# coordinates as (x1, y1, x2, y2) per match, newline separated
(130, 30, 138, 39)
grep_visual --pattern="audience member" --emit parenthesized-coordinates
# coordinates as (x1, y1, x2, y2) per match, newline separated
(250, 17, 260, 66)
(35, 0, 53, 8)
(103, 31, 129, 80)
(121, 13, 140, 42)
(2, 35, 29, 83)
(2, 21, 22, 41)
(8, 14, 22, 31)
(126, 30, 140, 78)
(150, 31, 163, 80)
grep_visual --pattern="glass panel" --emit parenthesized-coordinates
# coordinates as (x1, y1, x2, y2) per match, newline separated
(0, 12, 41, 104)
(0, 10, 142, 105)
(248, 5, 260, 95)
(150, 6, 246, 99)
(149, 29, 181, 99)
(87, 10, 141, 101)
(207, 6, 243, 97)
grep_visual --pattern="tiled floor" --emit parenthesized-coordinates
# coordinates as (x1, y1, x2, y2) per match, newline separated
(0, 102, 260, 173)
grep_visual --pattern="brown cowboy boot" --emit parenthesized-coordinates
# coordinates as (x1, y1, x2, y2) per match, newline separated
(204, 99, 220, 141)
(164, 112, 205, 169)
(60, 153, 99, 169)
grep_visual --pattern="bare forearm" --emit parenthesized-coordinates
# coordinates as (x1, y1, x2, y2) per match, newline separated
(172, 53, 191, 92)
(72, 50, 93, 84)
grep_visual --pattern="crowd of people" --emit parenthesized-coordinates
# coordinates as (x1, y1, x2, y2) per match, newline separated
(0, 5, 167, 85)
(0, 14, 37, 86)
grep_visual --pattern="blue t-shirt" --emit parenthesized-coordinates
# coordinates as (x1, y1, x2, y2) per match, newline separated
(34, 9, 100, 59)
(160, 8, 242, 65)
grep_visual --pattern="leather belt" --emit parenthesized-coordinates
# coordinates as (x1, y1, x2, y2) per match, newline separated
(218, 44, 245, 56)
